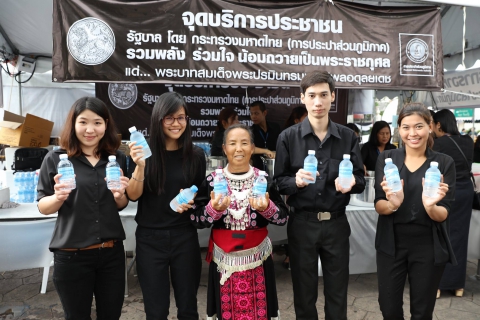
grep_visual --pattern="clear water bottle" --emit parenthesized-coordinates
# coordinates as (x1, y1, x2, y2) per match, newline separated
(213, 169, 228, 202)
(303, 150, 317, 184)
(384, 158, 402, 192)
(253, 170, 268, 207)
(106, 155, 122, 190)
(424, 161, 441, 198)
(129, 126, 152, 160)
(170, 185, 198, 211)
(338, 154, 353, 189)
(57, 154, 76, 190)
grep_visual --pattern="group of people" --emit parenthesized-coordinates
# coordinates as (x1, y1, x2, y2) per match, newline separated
(36, 70, 469, 320)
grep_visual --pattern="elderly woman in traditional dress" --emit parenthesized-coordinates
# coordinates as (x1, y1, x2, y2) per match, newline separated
(192, 123, 288, 320)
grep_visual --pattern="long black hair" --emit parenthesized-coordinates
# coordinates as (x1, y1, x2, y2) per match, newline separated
(432, 109, 461, 136)
(145, 92, 203, 195)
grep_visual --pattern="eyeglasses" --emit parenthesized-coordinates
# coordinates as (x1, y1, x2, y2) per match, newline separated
(163, 115, 188, 125)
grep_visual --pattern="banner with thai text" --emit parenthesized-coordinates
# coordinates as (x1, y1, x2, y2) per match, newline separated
(53, 0, 443, 90)
(432, 68, 480, 109)
(96, 83, 348, 140)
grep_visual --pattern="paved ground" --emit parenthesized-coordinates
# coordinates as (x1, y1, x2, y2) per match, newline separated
(2, 248, 480, 319)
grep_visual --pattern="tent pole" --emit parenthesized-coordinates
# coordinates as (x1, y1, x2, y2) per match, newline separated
(18, 73, 22, 116)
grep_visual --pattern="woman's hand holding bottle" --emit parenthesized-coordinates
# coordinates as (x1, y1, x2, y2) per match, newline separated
(380, 176, 404, 211)
(249, 192, 270, 212)
(210, 191, 230, 211)
(128, 141, 146, 168)
(53, 173, 73, 202)
(422, 175, 449, 208)
(109, 169, 129, 200)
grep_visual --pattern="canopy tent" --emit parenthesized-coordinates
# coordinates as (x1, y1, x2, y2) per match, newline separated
(1, 0, 480, 129)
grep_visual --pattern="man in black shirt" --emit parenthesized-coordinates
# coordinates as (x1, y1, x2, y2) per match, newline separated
(274, 71, 365, 320)
(249, 101, 281, 170)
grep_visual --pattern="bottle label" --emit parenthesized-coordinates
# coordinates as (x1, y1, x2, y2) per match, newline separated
(58, 167, 74, 179)
(425, 172, 441, 184)
(385, 168, 399, 181)
(176, 192, 190, 205)
(253, 183, 267, 195)
(339, 167, 352, 178)
(304, 163, 317, 171)
(106, 167, 121, 180)
(214, 181, 228, 195)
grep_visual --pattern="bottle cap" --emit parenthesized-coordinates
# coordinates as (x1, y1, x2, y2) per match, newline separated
(108, 155, 116, 161)
(385, 158, 392, 163)
(343, 154, 350, 159)
(431, 161, 439, 167)
(59, 154, 68, 160)
(308, 150, 315, 155)
(191, 185, 198, 193)
(128, 126, 137, 133)
(259, 170, 266, 175)
(215, 169, 223, 174)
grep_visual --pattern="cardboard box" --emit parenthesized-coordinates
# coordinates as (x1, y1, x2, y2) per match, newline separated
(0, 111, 54, 147)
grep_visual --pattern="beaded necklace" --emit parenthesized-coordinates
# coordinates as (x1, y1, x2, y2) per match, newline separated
(222, 165, 255, 230)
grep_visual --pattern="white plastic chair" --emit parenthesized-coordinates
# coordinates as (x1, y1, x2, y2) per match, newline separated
(0, 218, 56, 294)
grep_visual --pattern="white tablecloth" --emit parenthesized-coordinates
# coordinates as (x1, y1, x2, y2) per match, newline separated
(7, 202, 480, 275)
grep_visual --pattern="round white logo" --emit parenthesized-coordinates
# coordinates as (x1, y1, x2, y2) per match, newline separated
(108, 84, 138, 109)
(406, 38, 429, 64)
(67, 17, 115, 65)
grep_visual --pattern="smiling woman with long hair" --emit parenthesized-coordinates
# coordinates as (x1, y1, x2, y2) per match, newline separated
(37, 97, 129, 319)
(374, 103, 456, 319)
(126, 91, 206, 319)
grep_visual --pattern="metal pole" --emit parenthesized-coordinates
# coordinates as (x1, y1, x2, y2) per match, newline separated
(18, 73, 22, 116)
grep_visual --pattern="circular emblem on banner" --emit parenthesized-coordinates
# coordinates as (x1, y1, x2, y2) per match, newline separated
(67, 17, 115, 65)
(406, 38, 429, 64)
(108, 84, 138, 109)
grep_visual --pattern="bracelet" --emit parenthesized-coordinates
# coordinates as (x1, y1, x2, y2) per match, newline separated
(132, 176, 145, 182)
(386, 201, 398, 212)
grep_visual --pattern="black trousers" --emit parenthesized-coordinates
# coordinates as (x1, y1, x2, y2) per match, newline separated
(53, 242, 125, 320)
(288, 212, 351, 320)
(377, 224, 445, 320)
(136, 225, 202, 320)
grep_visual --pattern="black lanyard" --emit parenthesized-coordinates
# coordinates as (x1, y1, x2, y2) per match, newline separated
(259, 130, 269, 148)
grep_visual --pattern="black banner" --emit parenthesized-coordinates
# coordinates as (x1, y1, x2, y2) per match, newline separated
(54, 0, 443, 90)
(96, 83, 348, 141)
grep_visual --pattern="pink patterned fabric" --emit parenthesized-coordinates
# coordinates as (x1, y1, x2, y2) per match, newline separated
(257, 200, 277, 219)
(220, 266, 268, 320)
(206, 202, 226, 220)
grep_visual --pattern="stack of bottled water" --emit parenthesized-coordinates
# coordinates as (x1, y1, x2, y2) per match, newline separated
(12, 171, 38, 203)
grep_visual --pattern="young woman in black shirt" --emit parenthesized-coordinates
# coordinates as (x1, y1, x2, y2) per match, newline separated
(127, 92, 206, 319)
(374, 103, 456, 319)
(37, 97, 130, 319)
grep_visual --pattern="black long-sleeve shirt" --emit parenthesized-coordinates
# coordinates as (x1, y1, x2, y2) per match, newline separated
(274, 119, 365, 212)
(251, 121, 281, 169)
(361, 141, 397, 171)
(130, 146, 206, 229)
(432, 135, 473, 182)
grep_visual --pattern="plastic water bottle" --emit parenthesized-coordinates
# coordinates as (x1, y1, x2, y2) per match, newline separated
(57, 154, 76, 190)
(253, 171, 268, 207)
(338, 154, 353, 189)
(106, 155, 122, 190)
(424, 161, 441, 198)
(213, 169, 228, 202)
(303, 150, 317, 184)
(170, 185, 198, 211)
(129, 126, 152, 160)
(384, 158, 402, 192)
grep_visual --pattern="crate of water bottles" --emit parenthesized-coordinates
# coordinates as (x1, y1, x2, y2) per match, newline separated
(12, 170, 39, 203)
(193, 142, 211, 157)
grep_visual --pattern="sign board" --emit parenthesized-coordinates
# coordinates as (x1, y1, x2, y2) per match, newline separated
(53, 0, 444, 90)
(454, 108, 474, 117)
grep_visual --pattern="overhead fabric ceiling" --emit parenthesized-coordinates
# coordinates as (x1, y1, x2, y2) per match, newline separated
(0, 0, 479, 70)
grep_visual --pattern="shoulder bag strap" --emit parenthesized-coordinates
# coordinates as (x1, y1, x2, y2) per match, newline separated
(446, 135, 476, 190)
